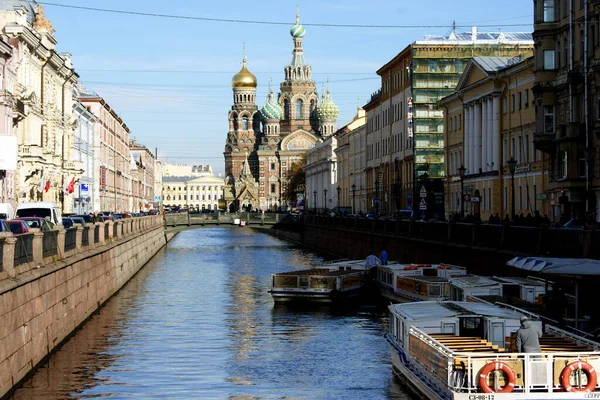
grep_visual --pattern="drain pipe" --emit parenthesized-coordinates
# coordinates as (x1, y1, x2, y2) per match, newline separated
(584, 0, 590, 217)
(569, 0, 574, 124)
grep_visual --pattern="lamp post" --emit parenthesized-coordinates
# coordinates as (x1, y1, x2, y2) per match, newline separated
(508, 157, 517, 221)
(313, 190, 317, 213)
(374, 178, 379, 216)
(336, 186, 341, 213)
(323, 188, 328, 213)
(458, 164, 466, 218)
(351, 184, 356, 214)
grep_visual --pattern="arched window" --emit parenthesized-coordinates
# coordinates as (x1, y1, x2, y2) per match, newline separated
(296, 99, 303, 119)
(242, 116, 249, 130)
(284, 99, 290, 119)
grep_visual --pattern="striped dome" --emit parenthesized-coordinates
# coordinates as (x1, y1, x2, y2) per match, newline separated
(261, 89, 284, 120)
(317, 90, 339, 120)
(290, 10, 305, 38)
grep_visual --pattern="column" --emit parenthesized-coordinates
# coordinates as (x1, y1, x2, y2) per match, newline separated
(481, 99, 488, 172)
(469, 103, 476, 174)
(474, 101, 482, 173)
(492, 96, 500, 169)
(487, 96, 494, 170)
(465, 105, 471, 174)
(2, 237, 17, 278)
(32, 232, 44, 263)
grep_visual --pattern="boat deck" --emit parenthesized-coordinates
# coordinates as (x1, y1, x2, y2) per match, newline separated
(430, 334, 507, 353)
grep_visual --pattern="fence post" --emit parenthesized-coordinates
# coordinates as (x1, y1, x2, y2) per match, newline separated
(57, 228, 66, 259)
(32, 232, 44, 263)
(2, 237, 16, 277)
(75, 226, 83, 251)
(97, 222, 105, 245)
(107, 220, 114, 241)
(115, 221, 122, 238)
(87, 223, 96, 250)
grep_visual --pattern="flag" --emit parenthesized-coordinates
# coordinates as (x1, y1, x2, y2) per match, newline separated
(64, 177, 75, 194)
(44, 178, 51, 193)
(37, 174, 45, 193)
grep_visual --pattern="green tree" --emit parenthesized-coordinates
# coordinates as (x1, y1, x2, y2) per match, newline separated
(284, 155, 306, 206)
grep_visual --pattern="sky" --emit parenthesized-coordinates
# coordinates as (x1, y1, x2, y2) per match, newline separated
(39, 0, 533, 176)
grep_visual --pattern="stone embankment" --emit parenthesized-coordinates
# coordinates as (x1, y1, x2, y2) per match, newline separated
(0, 216, 167, 399)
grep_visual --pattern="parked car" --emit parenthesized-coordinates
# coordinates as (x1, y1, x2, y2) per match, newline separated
(15, 202, 62, 226)
(15, 216, 54, 231)
(62, 217, 75, 229)
(0, 203, 14, 220)
(70, 216, 86, 226)
(72, 214, 94, 224)
(0, 219, 10, 233)
(6, 219, 30, 235)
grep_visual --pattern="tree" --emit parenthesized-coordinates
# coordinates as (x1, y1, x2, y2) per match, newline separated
(284, 155, 306, 206)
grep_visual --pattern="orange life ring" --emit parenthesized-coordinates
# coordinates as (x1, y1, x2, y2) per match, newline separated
(414, 264, 431, 268)
(560, 361, 597, 392)
(403, 266, 418, 270)
(478, 362, 516, 393)
(437, 265, 450, 269)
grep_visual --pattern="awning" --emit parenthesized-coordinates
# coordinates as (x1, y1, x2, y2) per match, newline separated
(506, 257, 600, 276)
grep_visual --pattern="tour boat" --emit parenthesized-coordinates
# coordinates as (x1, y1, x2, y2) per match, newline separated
(375, 263, 467, 303)
(268, 259, 371, 304)
(385, 301, 600, 399)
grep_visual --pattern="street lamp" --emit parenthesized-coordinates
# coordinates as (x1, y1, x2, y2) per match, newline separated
(458, 164, 466, 218)
(507, 157, 517, 221)
(351, 184, 356, 214)
(313, 190, 317, 213)
(374, 178, 379, 216)
(336, 186, 341, 213)
(323, 188, 328, 213)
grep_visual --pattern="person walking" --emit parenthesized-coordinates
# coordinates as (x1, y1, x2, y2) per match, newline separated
(516, 315, 542, 354)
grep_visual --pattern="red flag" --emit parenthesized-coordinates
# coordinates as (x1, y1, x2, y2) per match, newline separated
(66, 177, 75, 194)
(44, 179, 51, 192)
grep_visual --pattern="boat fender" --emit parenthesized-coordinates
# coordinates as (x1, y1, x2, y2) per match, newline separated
(560, 361, 597, 392)
(478, 362, 516, 393)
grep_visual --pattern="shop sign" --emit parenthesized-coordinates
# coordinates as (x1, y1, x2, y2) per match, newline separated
(535, 194, 547, 200)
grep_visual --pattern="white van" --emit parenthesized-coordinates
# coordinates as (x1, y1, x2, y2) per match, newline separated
(15, 202, 62, 226)
(0, 203, 14, 220)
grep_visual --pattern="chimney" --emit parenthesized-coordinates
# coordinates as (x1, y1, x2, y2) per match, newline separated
(471, 26, 478, 41)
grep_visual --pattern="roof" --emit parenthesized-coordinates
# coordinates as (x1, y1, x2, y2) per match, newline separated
(472, 56, 518, 73)
(415, 30, 533, 45)
(492, 276, 545, 287)
(506, 257, 600, 276)
(390, 301, 522, 321)
(0, 0, 35, 23)
(449, 275, 503, 289)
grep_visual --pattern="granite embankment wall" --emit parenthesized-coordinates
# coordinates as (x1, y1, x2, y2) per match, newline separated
(0, 216, 167, 399)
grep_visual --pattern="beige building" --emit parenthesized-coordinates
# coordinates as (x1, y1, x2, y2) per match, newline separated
(162, 176, 225, 211)
(440, 56, 549, 221)
(79, 90, 131, 213)
(333, 108, 366, 213)
(130, 140, 155, 212)
(0, 36, 15, 206)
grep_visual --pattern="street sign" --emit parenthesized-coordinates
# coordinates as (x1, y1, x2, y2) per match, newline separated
(419, 186, 427, 198)
(471, 197, 480, 203)
(80, 184, 89, 194)
(419, 198, 427, 210)
(154, 195, 161, 202)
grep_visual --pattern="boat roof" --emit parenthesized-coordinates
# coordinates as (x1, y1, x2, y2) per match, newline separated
(380, 263, 466, 271)
(390, 301, 523, 321)
(450, 275, 503, 289)
(273, 268, 364, 277)
(492, 276, 545, 287)
(401, 276, 449, 282)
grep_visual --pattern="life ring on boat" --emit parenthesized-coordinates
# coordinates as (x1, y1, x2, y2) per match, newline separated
(414, 264, 431, 268)
(560, 361, 597, 392)
(403, 266, 418, 270)
(437, 265, 450, 269)
(478, 362, 516, 393)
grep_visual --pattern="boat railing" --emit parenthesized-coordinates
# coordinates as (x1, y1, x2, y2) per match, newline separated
(446, 350, 600, 394)
(545, 325, 600, 349)
(408, 327, 453, 383)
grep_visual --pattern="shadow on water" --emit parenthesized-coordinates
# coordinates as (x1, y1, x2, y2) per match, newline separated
(9, 228, 415, 400)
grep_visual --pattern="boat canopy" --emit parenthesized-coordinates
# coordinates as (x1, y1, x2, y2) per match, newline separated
(491, 276, 545, 287)
(390, 301, 522, 321)
(449, 275, 502, 289)
(506, 256, 600, 275)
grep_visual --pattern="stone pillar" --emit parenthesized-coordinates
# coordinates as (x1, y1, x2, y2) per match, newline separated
(487, 96, 494, 170)
(2, 237, 17, 277)
(492, 96, 500, 169)
(75, 226, 83, 251)
(57, 228, 66, 259)
(466, 104, 473, 174)
(107, 220, 114, 240)
(482, 99, 488, 172)
(86, 223, 95, 250)
(97, 222, 105, 245)
(474, 101, 482, 173)
(115, 221, 122, 238)
(32, 232, 44, 263)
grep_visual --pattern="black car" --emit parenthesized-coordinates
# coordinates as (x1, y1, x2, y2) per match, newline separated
(72, 214, 94, 224)
(62, 217, 75, 229)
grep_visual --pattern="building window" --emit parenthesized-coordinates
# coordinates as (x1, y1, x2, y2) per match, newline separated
(558, 150, 568, 178)
(544, 105, 555, 134)
(242, 116, 249, 130)
(543, 49, 556, 70)
(296, 99, 303, 118)
(524, 89, 529, 107)
(270, 183, 276, 194)
(543, 0, 555, 22)
(511, 94, 515, 112)
(270, 162, 276, 171)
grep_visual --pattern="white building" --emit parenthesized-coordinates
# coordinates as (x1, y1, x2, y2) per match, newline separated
(162, 176, 225, 211)
(163, 163, 213, 178)
(71, 95, 97, 214)
(305, 136, 338, 213)
(0, 36, 15, 207)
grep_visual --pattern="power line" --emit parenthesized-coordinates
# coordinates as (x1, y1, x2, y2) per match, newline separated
(39, 2, 531, 28)
(79, 69, 374, 75)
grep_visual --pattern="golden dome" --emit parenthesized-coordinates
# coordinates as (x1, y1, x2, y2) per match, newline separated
(232, 59, 257, 89)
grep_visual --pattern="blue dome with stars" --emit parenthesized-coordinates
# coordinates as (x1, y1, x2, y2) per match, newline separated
(317, 90, 339, 121)
(261, 89, 284, 120)
(290, 9, 305, 38)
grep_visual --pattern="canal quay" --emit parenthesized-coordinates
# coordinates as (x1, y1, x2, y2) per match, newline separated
(8, 227, 412, 400)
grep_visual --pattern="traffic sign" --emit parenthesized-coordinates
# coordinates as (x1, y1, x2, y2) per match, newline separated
(419, 186, 427, 198)
(419, 198, 427, 210)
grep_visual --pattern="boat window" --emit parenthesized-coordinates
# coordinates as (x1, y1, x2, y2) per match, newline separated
(422, 268, 436, 277)
(298, 276, 309, 287)
(428, 284, 441, 297)
(459, 317, 484, 338)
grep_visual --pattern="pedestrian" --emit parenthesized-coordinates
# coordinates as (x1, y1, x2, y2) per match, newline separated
(379, 250, 388, 265)
(516, 315, 542, 354)
(365, 254, 381, 269)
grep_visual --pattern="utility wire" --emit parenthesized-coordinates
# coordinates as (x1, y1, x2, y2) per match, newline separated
(38, 2, 531, 28)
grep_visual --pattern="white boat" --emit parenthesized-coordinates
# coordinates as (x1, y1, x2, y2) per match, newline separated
(268, 259, 370, 304)
(375, 263, 467, 303)
(385, 301, 600, 399)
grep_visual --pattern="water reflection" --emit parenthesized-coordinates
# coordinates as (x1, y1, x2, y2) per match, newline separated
(10, 227, 413, 400)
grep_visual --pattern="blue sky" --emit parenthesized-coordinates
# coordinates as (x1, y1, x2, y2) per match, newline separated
(41, 0, 532, 175)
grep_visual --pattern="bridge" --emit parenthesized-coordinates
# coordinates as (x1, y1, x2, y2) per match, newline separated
(163, 212, 296, 231)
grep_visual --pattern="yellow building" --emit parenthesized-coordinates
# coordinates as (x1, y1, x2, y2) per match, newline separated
(440, 56, 550, 222)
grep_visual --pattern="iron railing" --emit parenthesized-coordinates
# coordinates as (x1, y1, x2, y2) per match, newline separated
(65, 227, 77, 251)
(42, 230, 58, 258)
(13, 233, 33, 266)
(93, 225, 99, 243)
(82, 226, 89, 246)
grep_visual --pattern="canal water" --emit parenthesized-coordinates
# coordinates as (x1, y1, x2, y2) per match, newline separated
(10, 227, 413, 400)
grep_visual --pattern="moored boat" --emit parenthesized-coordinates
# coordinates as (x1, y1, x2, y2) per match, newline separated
(268, 259, 370, 304)
(375, 263, 467, 303)
(385, 300, 600, 399)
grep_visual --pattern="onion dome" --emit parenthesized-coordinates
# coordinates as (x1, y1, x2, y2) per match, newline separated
(231, 57, 257, 89)
(317, 90, 339, 120)
(261, 89, 284, 120)
(290, 8, 305, 38)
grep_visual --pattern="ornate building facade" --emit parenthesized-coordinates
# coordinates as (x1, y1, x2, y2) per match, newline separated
(223, 10, 339, 212)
